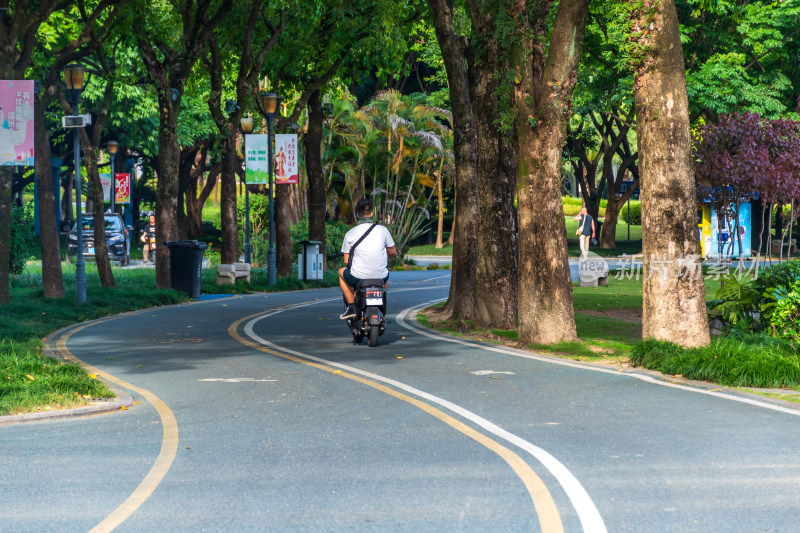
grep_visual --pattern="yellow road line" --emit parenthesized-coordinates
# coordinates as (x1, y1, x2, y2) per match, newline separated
(229, 312, 564, 533)
(55, 321, 179, 533)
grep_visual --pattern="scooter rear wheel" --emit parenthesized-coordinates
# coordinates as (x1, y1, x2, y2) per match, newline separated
(368, 325, 379, 347)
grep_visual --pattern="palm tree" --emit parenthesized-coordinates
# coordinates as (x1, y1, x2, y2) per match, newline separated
(316, 90, 455, 254)
(321, 95, 368, 220)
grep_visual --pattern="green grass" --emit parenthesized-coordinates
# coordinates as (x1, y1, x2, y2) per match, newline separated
(572, 277, 643, 310)
(416, 286, 643, 361)
(417, 274, 732, 361)
(201, 203, 221, 221)
(406, 243, 453, 256)
(630, 332, 800, 388)
(408, 220, 642, 258)
(1, 264, 189, 415)
(0, 342, 116, 416)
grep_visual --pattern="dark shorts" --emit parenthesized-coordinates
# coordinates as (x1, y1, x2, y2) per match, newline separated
(341, 268, 389, 288)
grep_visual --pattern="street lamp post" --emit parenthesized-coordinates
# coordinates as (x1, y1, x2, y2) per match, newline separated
(256, 92, 281, 285)
(64, 64, 87, 303)
(107, 140, 118, 214)
(240, 116, 254, 264)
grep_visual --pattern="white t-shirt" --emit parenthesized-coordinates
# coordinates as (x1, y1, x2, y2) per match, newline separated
(341, 223, 395, 279)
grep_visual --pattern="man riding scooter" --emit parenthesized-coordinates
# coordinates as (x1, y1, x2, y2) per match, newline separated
(140, 214, 156, 263)
(338, 197, 396, 320)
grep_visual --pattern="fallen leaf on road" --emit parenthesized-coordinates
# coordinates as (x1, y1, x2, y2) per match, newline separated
(333, 370, 342, 374)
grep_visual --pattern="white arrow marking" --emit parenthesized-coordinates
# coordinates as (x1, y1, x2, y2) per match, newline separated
(471, 370, 515, 376)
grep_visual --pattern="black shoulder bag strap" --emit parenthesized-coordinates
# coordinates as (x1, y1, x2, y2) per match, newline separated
(347, 223, 378, 269)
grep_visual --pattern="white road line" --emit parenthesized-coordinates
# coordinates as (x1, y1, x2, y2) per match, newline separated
(242, 300, 607, 533)
(397, 299, 800, 419)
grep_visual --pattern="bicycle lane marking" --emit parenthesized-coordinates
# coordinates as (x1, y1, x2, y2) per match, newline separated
(272, 294, 608, 532)
(229, 306, 566, 533)
(396, 298, 800, 531)
(398, 299, 800, 418)
(55, 320, 179, 533)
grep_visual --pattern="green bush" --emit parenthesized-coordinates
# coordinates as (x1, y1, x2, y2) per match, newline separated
(561, 196, 609, 217)
(620, 201, 642, 225)
(10, 202, 37, 275)
(707, 273, 761, 330)
(757, 260, 800, 292)
(761, 278, 800, 343)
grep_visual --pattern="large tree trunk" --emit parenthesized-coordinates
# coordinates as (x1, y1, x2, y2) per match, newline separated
(276, 184, 292, 277)
(514, 0, 589, 345)
(600, 196, 622, 248)
(220, 135, 239, 263)
(305, 91, 326, 255)
(155, 91, 181, 289)
(180, 145, 205, 237)
(428, 0, 478, 321)
(0, 167, 12, 304)
(435, 174, 445, 249)
(85, 152, 115, 288)
(631, 0, 710, 347)
(468, 6, 517, 329)
(34, 96, 64, 299)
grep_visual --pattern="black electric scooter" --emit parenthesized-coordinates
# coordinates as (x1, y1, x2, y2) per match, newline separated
(329, 251, 387, 347)
(347, 279, 387, 347)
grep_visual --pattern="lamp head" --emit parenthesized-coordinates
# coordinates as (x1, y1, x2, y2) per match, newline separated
(259, 92, 279, 115)
(63, 64, 86, 91)
(107, 141, 118, 155)
(240, 116, 254, 134)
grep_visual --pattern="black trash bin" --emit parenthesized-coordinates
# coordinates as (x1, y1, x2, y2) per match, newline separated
(165, 240, 208, 298)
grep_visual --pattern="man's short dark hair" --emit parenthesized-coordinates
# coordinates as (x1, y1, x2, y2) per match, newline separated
(356, 198, 373, 217)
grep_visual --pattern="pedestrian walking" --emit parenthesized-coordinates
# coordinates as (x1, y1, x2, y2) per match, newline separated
(574, 207, 596, 259)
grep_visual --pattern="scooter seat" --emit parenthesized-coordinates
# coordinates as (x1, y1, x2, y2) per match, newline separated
(356, 279, 385, 289)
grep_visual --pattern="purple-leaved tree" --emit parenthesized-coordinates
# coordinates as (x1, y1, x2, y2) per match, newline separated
(694, 112, 800, 270)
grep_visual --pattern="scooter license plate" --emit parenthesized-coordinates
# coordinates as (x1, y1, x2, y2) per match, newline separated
(366, 298, 383, 306)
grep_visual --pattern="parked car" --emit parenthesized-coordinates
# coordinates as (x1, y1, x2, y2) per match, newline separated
(67, 213, 132, 266)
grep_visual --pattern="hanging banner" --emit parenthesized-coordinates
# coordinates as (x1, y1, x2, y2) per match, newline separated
(244, 134, 269, 185)
(0, 80, 34, 167)
(274, 134, 298, 184)
(100, 173, 111, 201)
(115, 173, 130, 203)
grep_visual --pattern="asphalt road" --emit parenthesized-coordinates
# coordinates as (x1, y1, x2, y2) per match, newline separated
(2, 270, 800, 532)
